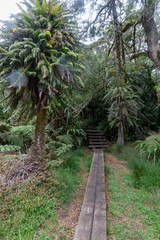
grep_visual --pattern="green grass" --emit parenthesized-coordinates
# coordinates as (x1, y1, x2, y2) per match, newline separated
(128, 158, 160, 191)
(104, 147, 112, 153)
(0, 181, 57, 240)
(110, 143, 160, 192)
(0, 148, 91, 240)
(85, 154, 93, 172)
(108, 165, 160, 239)
(104, 163, 110, 175)
(110, 143, 139, 162)
(107, 143, 160, 239)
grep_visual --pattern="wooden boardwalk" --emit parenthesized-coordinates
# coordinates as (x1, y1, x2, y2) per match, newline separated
(73, 149, 106, 240)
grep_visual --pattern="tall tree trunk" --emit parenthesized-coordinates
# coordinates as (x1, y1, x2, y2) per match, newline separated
(32, 89, 48, 157)
(142, 0, 160, 68)
(111, 0, 124, 147)
(112, 0, 122, 76)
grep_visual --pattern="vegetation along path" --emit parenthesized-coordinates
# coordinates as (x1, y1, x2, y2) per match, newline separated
(105, 147, 160, 240)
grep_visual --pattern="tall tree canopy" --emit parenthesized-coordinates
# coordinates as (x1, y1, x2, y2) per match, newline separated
(75, 0, 160, 147)
(0, 0, 83, 156)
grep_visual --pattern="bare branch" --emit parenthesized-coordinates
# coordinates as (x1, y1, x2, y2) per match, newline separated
(82, 1, 112, 33)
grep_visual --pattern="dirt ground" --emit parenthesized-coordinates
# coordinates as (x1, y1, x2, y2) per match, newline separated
(57, 169, 89, 239)
(105, 152, 130, 173)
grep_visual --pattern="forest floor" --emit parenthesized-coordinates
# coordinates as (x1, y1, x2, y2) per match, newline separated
(105, 149, 160, 240)
(0, 148, 93, 240)
(1, 146, 160, 239)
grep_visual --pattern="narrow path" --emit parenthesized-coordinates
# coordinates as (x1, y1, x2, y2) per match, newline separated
(73, 150, 106, 240)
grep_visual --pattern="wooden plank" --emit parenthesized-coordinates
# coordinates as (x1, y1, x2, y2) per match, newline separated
(89, 145, 108, 148)
(87, 132, 105, 136)
(89, 143, 108, 147)
(88, 139, 107, 141)
(87, 136, 106, 139)
(91, 151, 106, 240)
(73, 150, 107, 240)
(89, 141, 108, 144)
(85, 129, 103, 133)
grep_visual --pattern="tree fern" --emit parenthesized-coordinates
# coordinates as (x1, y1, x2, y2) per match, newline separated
(0, 0, 84, 154)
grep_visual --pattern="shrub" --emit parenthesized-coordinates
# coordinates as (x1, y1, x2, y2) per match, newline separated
(0, 122, 10, 132)
(0, 125, 34, 149)
(0, 145, 21, 152)
(46, 134, 74, 158)
(104, 148, 111, 153)
(67, 127, 86, 147)
(10, 125, 34, 145)
(136, 133, 160, 163)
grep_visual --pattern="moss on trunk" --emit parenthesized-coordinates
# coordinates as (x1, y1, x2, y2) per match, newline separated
(32, 107, 47, 157)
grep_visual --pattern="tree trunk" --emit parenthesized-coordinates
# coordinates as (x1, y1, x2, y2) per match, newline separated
(142, 0, 160, 68)
(31, 86, 49, 158)
(112, 0, 122, 77)
(111, 0, 124, 147)
(117, 125, 124, 148)
(34, 107, 47, 154)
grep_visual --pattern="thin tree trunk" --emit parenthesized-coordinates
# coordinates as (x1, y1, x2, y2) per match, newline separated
(133, 25, 136, 55)
(112, 0, 122, 77)
(111, 0, 124, 148)
(117, 125, 124, 148)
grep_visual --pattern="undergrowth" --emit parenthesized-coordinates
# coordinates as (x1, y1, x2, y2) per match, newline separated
(104, 163, 110, 175)
(107, 165, 160, 239)
(0, 148, 91, 240)
(110, 143, 160, 192)
(85, 154, 93, 172)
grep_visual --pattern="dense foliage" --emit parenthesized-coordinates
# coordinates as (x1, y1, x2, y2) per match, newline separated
(0, 0, 84, 155)
(0, 0, 160, 171)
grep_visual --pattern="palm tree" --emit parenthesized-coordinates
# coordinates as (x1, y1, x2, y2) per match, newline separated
(0, 0, 83, 156)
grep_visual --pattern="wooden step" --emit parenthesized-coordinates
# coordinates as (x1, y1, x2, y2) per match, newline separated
(88, 137, 106, 140)
(89, 145, 108, 148)
(85, 129, 103, 133)
(89, 141, 108, 145)
(87, 132, 105, 136)
(87, 135, 105, 138)
(89, 138, 107, 141)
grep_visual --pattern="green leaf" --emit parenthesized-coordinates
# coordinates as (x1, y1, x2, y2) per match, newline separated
(53, 5, 61, 15)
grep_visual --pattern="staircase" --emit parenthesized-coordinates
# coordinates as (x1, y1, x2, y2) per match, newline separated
(85, 129, 108, 149)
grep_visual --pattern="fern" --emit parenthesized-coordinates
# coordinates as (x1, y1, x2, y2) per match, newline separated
(55, 144, 73, 157)
(0, 145, 21, 152)
(67, 128, 85, 147)
(0, 121, 10, 131)
(136, 133, 160, 162)
(0, 125, 34, 148)
(56, 134, 73, 145)
(10, 125, 34, 140)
